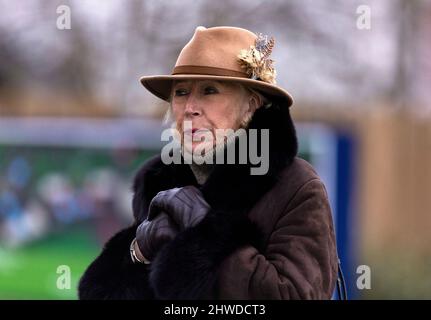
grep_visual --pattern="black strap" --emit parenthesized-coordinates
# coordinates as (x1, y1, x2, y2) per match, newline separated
(336, 258, 348, 300)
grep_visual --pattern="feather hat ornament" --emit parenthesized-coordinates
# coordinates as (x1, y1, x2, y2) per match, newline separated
(237, 33, 277, 84)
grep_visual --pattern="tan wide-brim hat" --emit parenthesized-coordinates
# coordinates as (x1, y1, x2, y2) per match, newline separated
(140, 26, 293, 107)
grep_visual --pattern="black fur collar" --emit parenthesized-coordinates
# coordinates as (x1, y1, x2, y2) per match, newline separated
(79, 101, 299, 300)
(120, 100, 301, 299)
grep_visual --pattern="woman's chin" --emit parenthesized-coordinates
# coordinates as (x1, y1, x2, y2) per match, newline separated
(183, 142, 214, 157)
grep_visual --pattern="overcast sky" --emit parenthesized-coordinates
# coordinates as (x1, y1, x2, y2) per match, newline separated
(0, 0, 429, 115)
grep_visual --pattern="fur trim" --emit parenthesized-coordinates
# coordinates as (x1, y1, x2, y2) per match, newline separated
(78, 225, 155, 300)
(79, 99, 297, 299)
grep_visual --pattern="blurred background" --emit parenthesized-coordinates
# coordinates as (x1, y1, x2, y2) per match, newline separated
(0, 0, 430, 299)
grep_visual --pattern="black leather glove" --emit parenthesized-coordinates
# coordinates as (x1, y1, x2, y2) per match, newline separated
(147, 186, 211, 231)
(135, 211, 179, 262)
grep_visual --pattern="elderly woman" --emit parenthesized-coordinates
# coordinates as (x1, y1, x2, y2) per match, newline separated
(79, 26, 339, 300)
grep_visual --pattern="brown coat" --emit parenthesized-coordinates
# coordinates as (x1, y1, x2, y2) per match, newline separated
(78, 102, 338, 300)
(216, 157, 338, 299)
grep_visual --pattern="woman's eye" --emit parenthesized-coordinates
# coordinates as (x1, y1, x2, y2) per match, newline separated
(204, 86, 218, 95)
(174, 88, 188, 96)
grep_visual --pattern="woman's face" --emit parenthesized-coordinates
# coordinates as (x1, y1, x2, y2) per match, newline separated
(171, 80, 254, 153)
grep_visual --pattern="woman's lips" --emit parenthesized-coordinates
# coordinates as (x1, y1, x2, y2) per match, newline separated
(184, 128, 211, 138)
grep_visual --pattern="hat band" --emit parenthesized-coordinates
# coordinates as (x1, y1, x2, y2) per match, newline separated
(172, 65, 248, 78)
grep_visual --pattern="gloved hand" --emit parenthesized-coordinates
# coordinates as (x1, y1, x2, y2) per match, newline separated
(147, 186, 211, 231)
(135, 211, 179, 262)
(134, 186, 211, 263)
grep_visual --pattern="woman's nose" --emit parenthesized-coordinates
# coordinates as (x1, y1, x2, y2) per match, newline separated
(184, 94, 202, 118)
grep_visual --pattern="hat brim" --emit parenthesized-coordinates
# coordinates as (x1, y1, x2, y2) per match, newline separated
(140, 74, 293, 107)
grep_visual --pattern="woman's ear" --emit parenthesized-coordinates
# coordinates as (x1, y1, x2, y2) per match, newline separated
(248, 91, 263, 113)
(239, 91, 261, 128)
